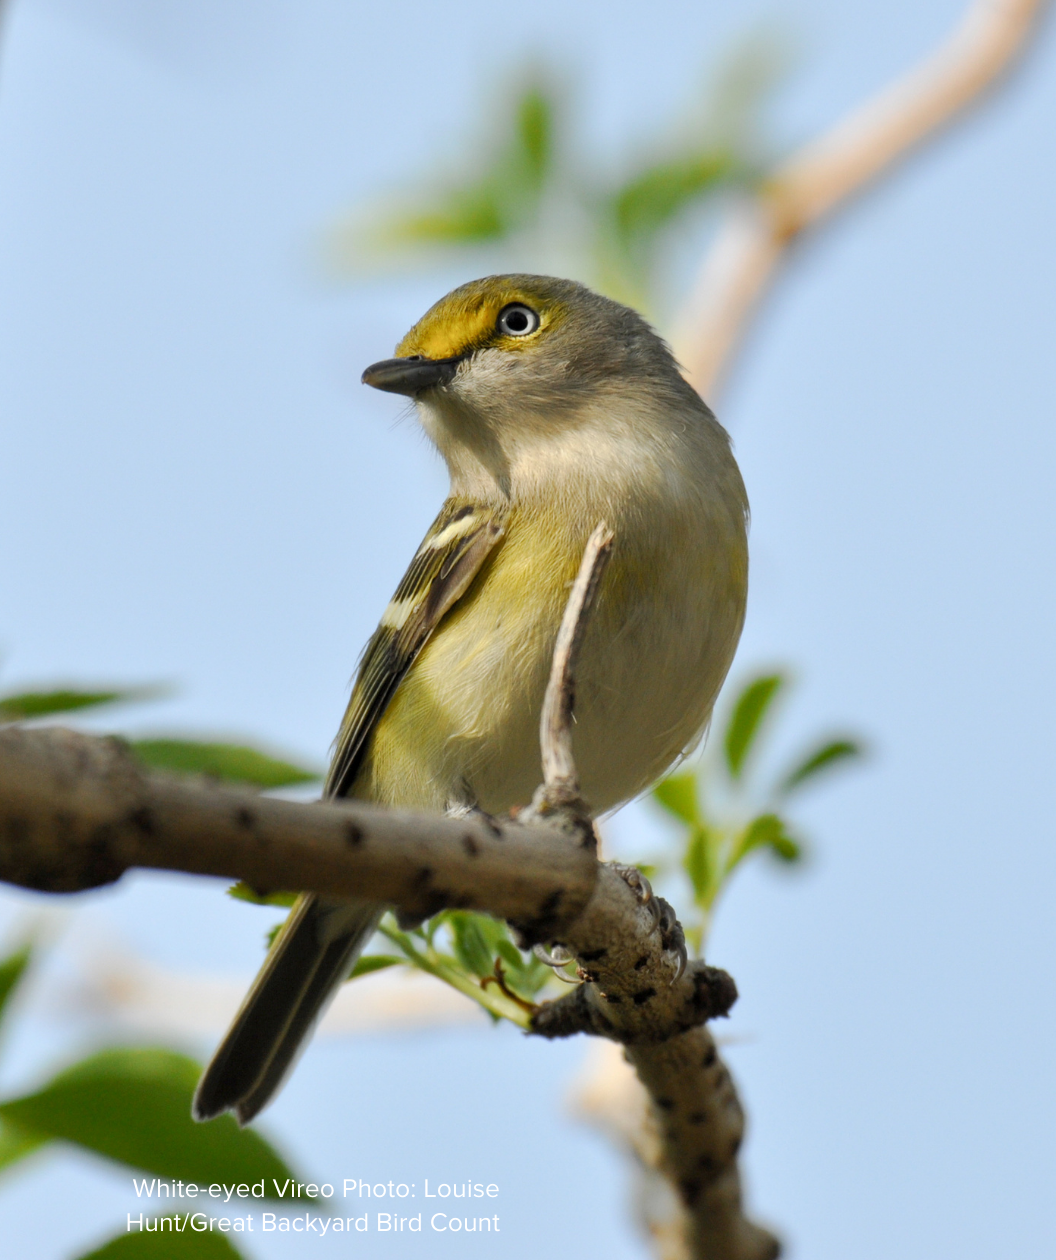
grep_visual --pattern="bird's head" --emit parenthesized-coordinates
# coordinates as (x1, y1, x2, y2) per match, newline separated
(361, 274, 706, 495)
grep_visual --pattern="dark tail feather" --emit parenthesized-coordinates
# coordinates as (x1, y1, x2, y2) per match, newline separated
(193, 894, 381, 1124)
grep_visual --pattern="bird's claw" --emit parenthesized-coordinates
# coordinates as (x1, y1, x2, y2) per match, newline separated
(655, 899, 688, 984)
(611, 863, 662, 928)
(611, 864, 687, 984)
(532, 942, 580, 983)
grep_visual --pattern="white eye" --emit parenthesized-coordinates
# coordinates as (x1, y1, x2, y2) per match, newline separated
(497, 303, 540, 337)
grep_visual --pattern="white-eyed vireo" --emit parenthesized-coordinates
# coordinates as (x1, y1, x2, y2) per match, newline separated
(194, 275, 748, 1124)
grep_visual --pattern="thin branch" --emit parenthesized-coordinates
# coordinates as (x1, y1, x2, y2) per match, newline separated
(537, 521, 614, 808)
(0, 726, 596, 939)
(675, 0, 1049, 398)
(530, 875, 777, 1260)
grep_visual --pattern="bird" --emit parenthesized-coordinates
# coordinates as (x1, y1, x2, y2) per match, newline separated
(192, 274, 749, 1125)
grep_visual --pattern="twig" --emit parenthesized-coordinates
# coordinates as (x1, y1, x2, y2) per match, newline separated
(536, 521, 615, 810)
(0, 726, 595, 940)
(674, 0, 1049, 398)
(480, 959, 538, 1015)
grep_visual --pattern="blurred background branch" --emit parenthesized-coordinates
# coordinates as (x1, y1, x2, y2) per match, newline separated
(675, 0, 1049, 396)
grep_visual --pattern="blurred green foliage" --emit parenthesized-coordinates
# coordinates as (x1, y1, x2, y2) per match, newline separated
(652, 671, 863, 951)
(0, 673, 320, 790)
(130, 740, 317, 789)
(80, 1231, 245, 1259)
(0, 940, 305, 1260)
(0, 686, 166, 723)
(331, 36, 787, 315)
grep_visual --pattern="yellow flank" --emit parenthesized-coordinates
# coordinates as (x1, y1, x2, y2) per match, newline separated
(354, 482, 747, 818)
(396, 276, 567, 361)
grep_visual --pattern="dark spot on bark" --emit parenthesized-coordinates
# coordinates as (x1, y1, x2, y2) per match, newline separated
(413, 866, 433, 887)
(602, 992, 622, 1004)
(80, 823, 125, 888)
(688, 1111, 707, 1124)
(345, 822, 364, 846)
(235, 807, 255, 830)
(655, 1097, 674, 1111)
(128, 806, 154, 836)
(698, 1154, 718, 1173)
(413, 892, 447, 919)
(580, 968, 600, 984)
(579, 947, 607, 962)
(462, 833, 479, 857)
(632, 987, 657, 1005)
(679, 1178, 701, 1206)
(702, 1045, 717, 1068)
(633, 955, 648, 970)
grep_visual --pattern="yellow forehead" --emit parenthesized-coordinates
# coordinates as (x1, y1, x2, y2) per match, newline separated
(396, 278, 566, 360)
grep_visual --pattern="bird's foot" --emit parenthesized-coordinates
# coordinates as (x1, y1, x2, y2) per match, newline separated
(610, 863, 687, 984)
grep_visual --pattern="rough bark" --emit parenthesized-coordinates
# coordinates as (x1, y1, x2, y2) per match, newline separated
(530, 872, 778, 1260)
(0, 725, 596, 941)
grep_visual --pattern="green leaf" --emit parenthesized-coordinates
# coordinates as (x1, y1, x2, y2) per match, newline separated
(734, 813, 801, 866)
(494, 939, 524, 971)
(447, 913, 496, 979)
(76, 1229, 246, 1259)
(779, 738, 864, 795)
(379, 186, 506, 247)
(130, 741, 319, 789)
(723, 673, 785, 780)
(226, 883, 298, 908)
(651, 773, 700, 826)
(769, 830, 802, 863)
(0, 1117, 50, 1175)
(611, 150, 735, 251)
(355, 72, 558, 256)
(0, 1049, 296, 1191)
(513, 84, 554, 193)
(0, 943, 32, 1036)
(348, 955, 403, 980)
(0, 686, 162, 723)
(682, 826, 714, 904)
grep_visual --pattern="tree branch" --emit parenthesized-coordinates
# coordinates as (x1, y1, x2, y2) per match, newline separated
(675, 0, 1049, 398)
(0, 521, 774, 1259)
(530, 880, 777, 1260)
(0, 725, 596, 941)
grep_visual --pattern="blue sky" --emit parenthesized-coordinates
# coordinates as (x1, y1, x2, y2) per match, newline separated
(1, 1, 1054, 1257)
